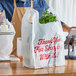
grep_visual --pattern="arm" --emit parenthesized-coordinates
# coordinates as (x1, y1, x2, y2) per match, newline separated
(61, 21, 71, 33)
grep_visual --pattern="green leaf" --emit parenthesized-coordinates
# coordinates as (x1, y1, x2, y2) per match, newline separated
(39, 10, 57, 24)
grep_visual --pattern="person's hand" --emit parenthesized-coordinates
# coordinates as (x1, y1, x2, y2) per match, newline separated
(62, 23, 71, 33)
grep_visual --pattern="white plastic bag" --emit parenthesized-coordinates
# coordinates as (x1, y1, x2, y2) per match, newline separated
(22, 8, 65, 69)
(0, 19, 15, 60)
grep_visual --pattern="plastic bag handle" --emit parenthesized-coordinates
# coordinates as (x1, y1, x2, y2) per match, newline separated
(14, 0, 33, 8)
(22, 8, 39, 24)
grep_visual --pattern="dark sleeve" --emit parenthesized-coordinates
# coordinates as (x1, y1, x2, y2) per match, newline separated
(23, 0, 31, 7)
(0, 4, 4, 12)
(1, 0, 14, 22)
(39, 0, 49, 17)
(39, 0, 49, 11)
(16, 0, 24, 7)
(61, 21, 65, 24)
(42, 0, 49, 10)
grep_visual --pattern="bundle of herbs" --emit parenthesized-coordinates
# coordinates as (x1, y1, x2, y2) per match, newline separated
(39, 10, 57, 24)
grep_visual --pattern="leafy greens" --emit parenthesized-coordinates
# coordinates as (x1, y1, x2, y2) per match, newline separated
(39, 10, 57, 24)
